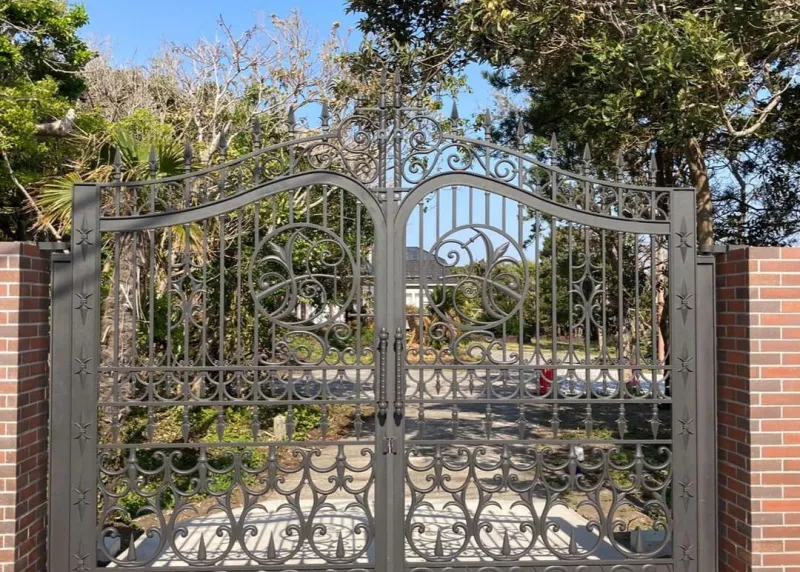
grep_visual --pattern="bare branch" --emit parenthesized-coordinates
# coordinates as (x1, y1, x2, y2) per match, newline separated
(719, 93, 783, 138)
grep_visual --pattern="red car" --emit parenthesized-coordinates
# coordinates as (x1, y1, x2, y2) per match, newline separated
(538, 368, 554, 395)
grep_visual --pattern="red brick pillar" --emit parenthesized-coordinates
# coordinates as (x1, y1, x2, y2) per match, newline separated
(0, 243, 49, 572)
(716, 246, 800, 571)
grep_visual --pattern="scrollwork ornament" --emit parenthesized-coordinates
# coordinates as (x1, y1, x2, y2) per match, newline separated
(425, 225, 529, 332)
(249, 223, 357, 330)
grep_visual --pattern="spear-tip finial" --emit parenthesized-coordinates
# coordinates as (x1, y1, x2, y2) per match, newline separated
(450, 99, 460, 123)
(218, 129, 228, 158)
(252, 116, 262, 145)
(113, 147, 122, 181)
(320, 101, 330, 130)
(483, 110, 492, 137)
(549, 132, 559, 155)
(148, 145, 157, 174)
(649, 151, 659, 180)
(582, 142, 592, 165)
(615, 149, 627, 181)
(516, 117, 526, 147)
(184, 139, 193, 167)
(393, 68, 402, 106)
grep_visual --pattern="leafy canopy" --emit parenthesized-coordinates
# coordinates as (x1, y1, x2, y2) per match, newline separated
(348, 0, 800, 244)
(0, 0, 92, 239)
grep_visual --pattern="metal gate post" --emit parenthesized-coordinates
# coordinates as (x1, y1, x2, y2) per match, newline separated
(68, 183, 101, 572)
(48, 248, 72, 572)
(670, 188, 700, 572)
(696, 254, 719, 571)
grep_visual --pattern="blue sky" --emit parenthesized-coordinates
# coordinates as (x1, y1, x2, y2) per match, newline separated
(77, 0, 493, 118)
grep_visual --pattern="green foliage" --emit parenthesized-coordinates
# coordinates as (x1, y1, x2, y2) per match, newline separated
(0, 0, 92, 98)
(37, 113, 185, 233)
(0, 0, 92, 239)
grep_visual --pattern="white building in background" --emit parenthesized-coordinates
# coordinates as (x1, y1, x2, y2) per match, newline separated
(297, 246, 448, 324)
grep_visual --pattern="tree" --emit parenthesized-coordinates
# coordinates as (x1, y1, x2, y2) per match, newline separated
(80, 11, 347, 164)
(347, 0, 800, 246)
(0, 0, 92, 239)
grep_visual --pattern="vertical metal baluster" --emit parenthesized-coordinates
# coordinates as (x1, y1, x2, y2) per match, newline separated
(418, 201, 424, 387)
(551, 208, 559, 436)
(166, 209, 173, 370)
(236, 207, 242, 367)
(321, 187, 330, 436)
(182, 166, 192, 442)
(218, 208, 225, 435)
(518, 201, 526, 410)
(354, 202, 362, 438)
(600, 228, 608, 397)
(584, 226, 592, 419)
(650, 234, 658, 398)
(417, 199, 425, 431)
(567, 222, 574, 395)
(201, 183, 209, 373)
(284, 188, 294, 422)
(534, 207, 541, 369)
(614, 165, 625, 399)
(147, 158, 157, 442)
(111, 151, 121, 444)
(618, 228, 624, 378)
(548, 139, 561, 452)
(634, 233, 641, 367)
(251, 125, 261, 441)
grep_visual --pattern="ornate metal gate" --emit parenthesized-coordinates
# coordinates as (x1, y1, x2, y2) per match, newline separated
(50, 71, 716, 572)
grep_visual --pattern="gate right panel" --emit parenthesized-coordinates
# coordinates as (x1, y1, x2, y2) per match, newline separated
(398, 180, 690, 572)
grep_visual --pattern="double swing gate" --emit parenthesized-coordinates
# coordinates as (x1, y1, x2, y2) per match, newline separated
(50, 71, 717, 572)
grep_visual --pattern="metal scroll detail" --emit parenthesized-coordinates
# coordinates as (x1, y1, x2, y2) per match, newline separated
(97, 445, 376, 566)
(249, 224, 357, 330)
(426, 225, 529, 331)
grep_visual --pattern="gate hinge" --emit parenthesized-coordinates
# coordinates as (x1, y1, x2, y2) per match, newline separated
(383, 437, 396, 455)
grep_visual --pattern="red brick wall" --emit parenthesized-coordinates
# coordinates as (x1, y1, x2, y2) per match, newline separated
(0, 244, 49, 572)
(717, 246, 800, 572)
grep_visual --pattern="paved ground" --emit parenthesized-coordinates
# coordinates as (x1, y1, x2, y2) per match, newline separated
(111, 493, 637, 566)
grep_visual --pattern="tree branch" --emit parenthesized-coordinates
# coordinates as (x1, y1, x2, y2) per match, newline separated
(35, 108, 76, 137)
(0, 149, 62, 239)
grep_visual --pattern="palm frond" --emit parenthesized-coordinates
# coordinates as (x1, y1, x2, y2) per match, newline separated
(35, 173, 82, 235)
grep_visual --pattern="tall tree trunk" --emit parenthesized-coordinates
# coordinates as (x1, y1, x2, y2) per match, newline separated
(99, 232, 137, 442)
(654, 145, 673, 364)
(686, 137, 714, 246)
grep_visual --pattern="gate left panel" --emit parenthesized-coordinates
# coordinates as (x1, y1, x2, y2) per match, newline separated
(85, 182, 382, 571)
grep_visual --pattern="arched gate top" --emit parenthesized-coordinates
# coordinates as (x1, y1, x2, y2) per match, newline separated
(96, 69, 690, 226)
